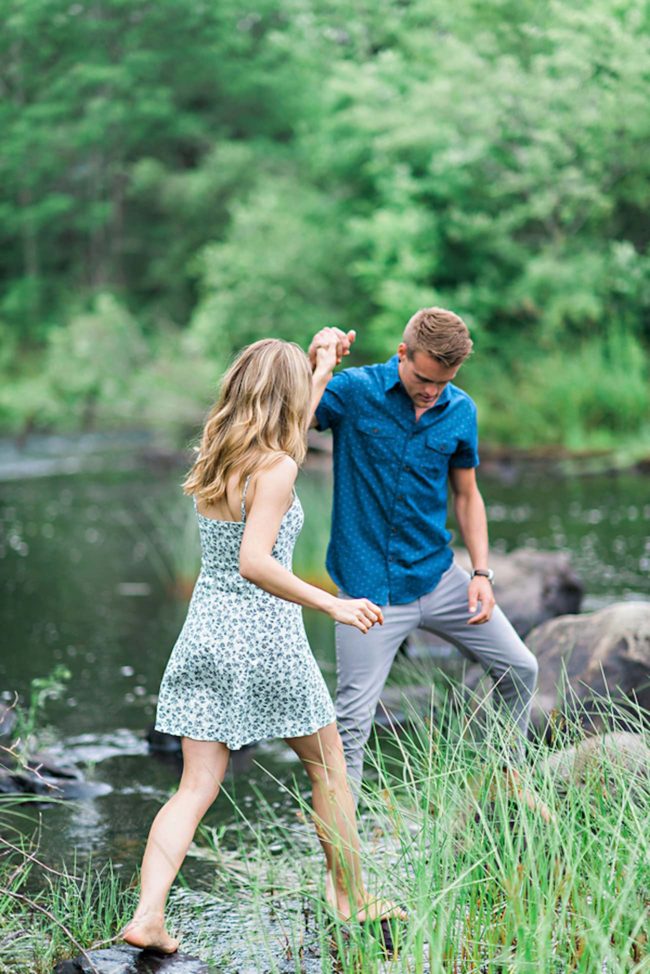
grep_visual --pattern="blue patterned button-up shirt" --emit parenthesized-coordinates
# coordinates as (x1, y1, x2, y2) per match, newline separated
(314, 354, 480, 606)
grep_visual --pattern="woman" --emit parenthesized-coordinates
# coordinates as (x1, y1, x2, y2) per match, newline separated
(122, 337, 405, 953)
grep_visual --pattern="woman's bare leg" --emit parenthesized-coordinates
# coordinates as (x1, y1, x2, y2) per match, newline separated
(123, 737, 230, 951)
(285, 722, 405, 924)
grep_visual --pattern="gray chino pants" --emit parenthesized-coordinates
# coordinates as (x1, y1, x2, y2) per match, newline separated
(335, 561, 539, 790)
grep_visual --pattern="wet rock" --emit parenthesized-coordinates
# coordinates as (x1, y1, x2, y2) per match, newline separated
(546, 732, 650, 786)
(53, 945, 211, 973)
(527, 601, 650, 725)
(0, 751, 112, 800)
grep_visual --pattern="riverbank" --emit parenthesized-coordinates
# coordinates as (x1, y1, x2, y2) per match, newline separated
(1, 429, 650, 484)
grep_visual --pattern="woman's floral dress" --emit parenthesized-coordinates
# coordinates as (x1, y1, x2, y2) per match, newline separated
(154, 479, 336, 748)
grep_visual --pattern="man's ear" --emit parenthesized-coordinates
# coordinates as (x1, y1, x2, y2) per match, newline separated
(397, 341, 408, 361)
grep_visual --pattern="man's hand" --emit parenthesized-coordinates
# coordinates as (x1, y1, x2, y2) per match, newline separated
(308, 326, 356, 371)
(467, 575, 495, 625)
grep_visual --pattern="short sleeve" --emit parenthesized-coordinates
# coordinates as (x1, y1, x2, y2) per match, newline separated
(314, 369, 354, 432)
(449, 400, 480, 468)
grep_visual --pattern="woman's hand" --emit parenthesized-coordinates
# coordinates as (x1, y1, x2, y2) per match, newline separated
(327, 596, 384, 633)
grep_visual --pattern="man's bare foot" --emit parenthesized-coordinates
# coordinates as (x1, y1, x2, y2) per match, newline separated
(503, 767, 555, 825)
(122, 914, 179, 953)
(324, 870, 407, 924)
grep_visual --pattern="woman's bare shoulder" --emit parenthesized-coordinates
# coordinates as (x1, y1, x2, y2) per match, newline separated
(257, 453, 298, 486)
(246, 454, 298, 510)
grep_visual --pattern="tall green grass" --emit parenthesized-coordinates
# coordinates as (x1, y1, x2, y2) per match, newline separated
(1, 688, 648, 973)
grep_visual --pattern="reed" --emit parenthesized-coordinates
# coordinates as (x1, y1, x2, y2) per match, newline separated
(1, 688, 647, 973)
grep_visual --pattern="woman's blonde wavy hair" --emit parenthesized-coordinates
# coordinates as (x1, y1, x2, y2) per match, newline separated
(183, 339, 312, 504)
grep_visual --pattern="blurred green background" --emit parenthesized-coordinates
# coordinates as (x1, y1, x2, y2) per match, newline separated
(2, 0, 649, 452)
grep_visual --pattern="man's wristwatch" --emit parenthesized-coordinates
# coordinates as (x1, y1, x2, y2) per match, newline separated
(471, 568, 495, 583)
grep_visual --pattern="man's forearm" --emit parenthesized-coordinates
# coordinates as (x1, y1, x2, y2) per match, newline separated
(453, 488, 489, 569)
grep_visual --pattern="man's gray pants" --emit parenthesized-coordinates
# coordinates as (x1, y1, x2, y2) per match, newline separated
(335, 562, 539, 791)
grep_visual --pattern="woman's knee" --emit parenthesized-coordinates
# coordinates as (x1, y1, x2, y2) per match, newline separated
(179, 739, 228, 805)
(292, 725, 347, 780)
(177, 773, 221, 809)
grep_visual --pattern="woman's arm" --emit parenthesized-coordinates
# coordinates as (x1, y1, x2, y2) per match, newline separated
(310, 345, 336, 422)
(239, 456, 381, 633)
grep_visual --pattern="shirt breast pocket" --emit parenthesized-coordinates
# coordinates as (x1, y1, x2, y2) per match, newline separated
(423, 435, 456, 474)
(355, 417, 394, 462)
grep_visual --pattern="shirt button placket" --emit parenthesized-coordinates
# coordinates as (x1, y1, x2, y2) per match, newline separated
(387, 426, 415, 603)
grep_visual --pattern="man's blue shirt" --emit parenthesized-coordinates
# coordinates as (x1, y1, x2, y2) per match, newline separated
(314, 354, 480, 606)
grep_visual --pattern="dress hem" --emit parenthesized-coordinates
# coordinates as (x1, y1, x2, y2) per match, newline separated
(153, 714, 336, 751)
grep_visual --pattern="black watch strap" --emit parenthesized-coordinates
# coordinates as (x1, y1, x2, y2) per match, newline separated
(471, 568, 494, 583)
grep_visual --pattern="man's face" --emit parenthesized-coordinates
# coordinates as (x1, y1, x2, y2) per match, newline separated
(397, 344, 459, 409)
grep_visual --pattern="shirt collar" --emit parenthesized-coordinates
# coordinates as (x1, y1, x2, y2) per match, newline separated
(382, 354, 402, 392)
(382, 354, 452, 409)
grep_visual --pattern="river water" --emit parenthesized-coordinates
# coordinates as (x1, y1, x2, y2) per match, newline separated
(1, 453, 648, 898)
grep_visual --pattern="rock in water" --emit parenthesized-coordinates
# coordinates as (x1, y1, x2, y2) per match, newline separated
(53, 945, 211, 973)
(527, 601, 650, 722)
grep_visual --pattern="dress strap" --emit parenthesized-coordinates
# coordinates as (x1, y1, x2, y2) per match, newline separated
(240, 475, 251, 522)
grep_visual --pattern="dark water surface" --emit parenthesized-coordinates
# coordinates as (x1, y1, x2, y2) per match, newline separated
(1, 460, 648, 880)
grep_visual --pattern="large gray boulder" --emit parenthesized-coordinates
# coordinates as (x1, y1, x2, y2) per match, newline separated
(527, 601, 650, 724)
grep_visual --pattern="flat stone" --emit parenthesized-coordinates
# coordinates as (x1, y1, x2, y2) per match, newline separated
(54, 945, 212, 974)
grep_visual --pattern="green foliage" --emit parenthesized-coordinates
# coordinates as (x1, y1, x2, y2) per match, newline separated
(13, 664, 72, 750)
(2, 0, 650, 450)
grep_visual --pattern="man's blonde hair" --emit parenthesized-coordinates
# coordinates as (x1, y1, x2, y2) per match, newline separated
(403, 307, 473, 367)
(183, 339, 312, 504)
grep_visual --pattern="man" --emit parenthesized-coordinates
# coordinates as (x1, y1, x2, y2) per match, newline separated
(308, 307, 540, 799)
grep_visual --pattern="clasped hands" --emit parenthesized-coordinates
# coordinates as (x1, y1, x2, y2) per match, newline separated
(308, 326, 356, 374)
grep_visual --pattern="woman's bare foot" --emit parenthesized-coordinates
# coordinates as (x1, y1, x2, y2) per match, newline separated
(122, 914, 179, 953)
(325, 870, 407, 924)
(355, 896, 408, 924)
